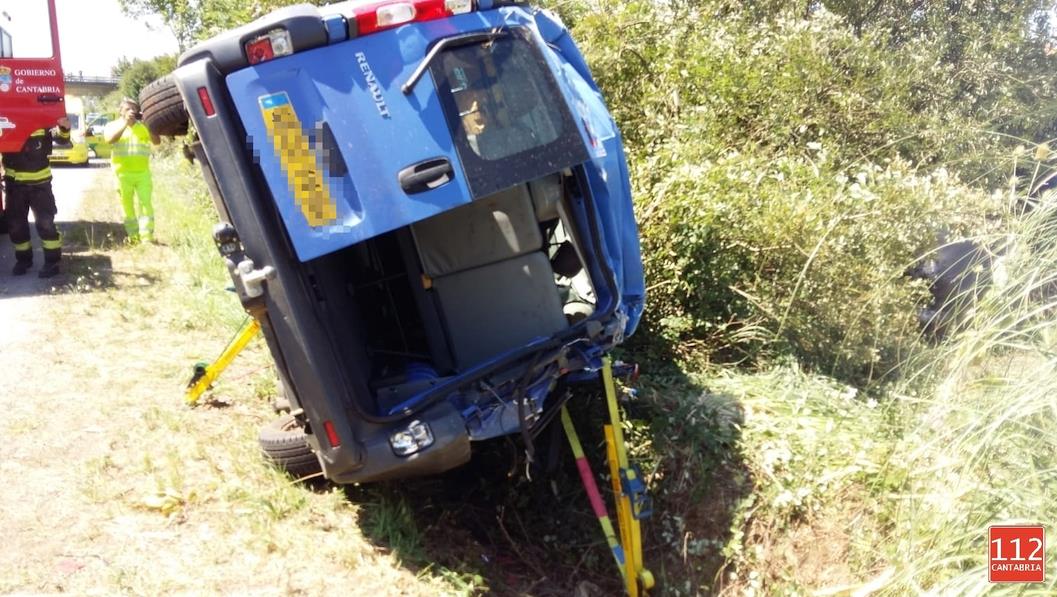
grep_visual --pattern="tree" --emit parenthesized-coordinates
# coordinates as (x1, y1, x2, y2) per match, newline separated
(117, 0, 329, 50)
(112, 55, 178, 102)
(118, 0, 202, 51)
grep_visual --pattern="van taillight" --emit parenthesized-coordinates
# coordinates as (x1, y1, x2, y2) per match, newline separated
(245, 28, 294, 65)
(197, 87, 216, 116)
(349, 0, 475, 36)
(323, 420, 342, 448)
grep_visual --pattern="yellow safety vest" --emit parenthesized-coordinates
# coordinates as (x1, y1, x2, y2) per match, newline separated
(107, 121, 152, 175)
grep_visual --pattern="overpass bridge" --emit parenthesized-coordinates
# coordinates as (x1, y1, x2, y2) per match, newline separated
(64, 74, 118, 97)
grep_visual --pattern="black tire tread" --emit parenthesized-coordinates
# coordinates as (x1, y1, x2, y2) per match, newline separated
(139, 75, 189, 137)
(258, 414, 322, 479)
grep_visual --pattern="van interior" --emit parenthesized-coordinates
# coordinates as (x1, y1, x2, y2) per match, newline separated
(305, 171, 597, 416)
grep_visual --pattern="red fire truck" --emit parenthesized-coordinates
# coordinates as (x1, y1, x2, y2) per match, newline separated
(0, 0, 65, 231)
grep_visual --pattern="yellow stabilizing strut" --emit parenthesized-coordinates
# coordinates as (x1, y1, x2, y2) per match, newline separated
(561, 357, 654, 596)
(560, 406, 628, 580)
(601, 356, 654, 596)
(185, 318, 261, 405)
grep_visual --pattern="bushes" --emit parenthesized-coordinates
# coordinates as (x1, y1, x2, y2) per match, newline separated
(639, 136, 1002, 383)
(877, 198, 1057, 592)
(564, 1, 1057, 591)
(563, 1, 1004, 383)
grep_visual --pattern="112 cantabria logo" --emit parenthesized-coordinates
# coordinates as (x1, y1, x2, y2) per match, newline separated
(989, 525, 1045, 583)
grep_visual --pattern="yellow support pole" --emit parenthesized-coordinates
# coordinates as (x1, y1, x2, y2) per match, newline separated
(602, 357, 630, 471)
(185, 318, 261, 405)
(606, 424, 639, 597)
(601, 357, 654, 594)
(561, 408, 628, 580)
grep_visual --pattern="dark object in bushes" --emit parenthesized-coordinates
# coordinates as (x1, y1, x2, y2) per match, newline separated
(906, 239, 994, 340)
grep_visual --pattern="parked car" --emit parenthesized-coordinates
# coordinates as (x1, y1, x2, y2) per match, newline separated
(50, 97, 91, 166)
(84, 112, 115, 158)
(143, 0, 645, 483)
(49, 111, 90, 166)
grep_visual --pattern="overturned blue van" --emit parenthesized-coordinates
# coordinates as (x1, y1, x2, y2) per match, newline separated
(150, 0, 645, 483)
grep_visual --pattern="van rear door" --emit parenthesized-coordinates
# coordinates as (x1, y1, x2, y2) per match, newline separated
(225, 14, 589, 263)
(0, 0, 65, 153)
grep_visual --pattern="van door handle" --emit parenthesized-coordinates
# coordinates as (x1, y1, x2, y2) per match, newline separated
(399, 157, 453, 194)
(37, 94, 62, 104)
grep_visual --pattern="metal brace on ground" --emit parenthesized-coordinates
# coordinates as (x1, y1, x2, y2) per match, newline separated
(561, 356, 654, 596)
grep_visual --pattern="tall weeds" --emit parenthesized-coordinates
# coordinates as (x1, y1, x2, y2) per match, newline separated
(882, 194, 1057, 593)
(153, 149, 245, 331)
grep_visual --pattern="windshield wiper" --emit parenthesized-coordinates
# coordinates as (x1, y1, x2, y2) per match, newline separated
(401, 29, 507, 95)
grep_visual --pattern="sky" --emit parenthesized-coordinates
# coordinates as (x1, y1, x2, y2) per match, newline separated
(0, 0, 179, 77)
(56, 0, 180, 76)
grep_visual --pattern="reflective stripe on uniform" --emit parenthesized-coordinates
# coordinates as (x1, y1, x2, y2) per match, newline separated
(42, 236, 62, 250)
(8, 167, 52, 182)
(30, 129, 46, 137)
(111, 147, 151, 158)
(13, 241, 31, 251)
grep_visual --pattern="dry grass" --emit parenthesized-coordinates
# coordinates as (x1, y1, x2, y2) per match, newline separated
(0, 159, 465, 595)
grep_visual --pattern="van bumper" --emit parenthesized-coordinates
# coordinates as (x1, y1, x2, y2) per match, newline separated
(318, 400, 471, 484)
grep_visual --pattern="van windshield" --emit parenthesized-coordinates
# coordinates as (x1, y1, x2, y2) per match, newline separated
(431, 29, 588, 198)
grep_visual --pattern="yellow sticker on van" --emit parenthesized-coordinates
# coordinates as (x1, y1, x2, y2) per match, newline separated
(259, 92, 337, 227)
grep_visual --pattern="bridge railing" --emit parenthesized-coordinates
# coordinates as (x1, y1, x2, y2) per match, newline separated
(64, 75, 120, 85)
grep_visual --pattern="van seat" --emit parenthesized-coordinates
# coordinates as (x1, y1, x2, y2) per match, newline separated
(432, 252, 567, 368)
(411, 182, 567, 369)
(412, 184, 541, 277)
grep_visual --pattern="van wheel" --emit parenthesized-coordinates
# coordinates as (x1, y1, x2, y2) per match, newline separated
(258, 414, 322, 480)
(140, 75, 189, 137)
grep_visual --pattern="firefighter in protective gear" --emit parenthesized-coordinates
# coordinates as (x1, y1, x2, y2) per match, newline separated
(1, 128, 62, 278)
(52, 116, 73, 148)
(104, 98, 159, 243)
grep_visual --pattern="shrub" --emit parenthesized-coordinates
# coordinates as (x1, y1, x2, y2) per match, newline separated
(639, 140, 999, 384)
(564, 1, 1005, 383)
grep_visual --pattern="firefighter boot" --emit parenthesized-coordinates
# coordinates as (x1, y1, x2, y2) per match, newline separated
(38, 247, 61, 279)
(11, 248, 32, 276)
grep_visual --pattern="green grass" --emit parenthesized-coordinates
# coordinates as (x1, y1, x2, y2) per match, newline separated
(49, 150, 466, 595)
(637, 193, 1057, 594)
(360, 492, 427, 564)
(877, 198, 1057, 594)
(79, 148, 1057, 595)
(154, 153, 248, 331)
(635, 363, 895, 594)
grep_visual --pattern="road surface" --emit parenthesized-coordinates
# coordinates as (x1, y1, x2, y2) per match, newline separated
(0, 160, 107, 357)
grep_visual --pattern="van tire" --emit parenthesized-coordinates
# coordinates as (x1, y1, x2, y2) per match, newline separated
(259, 414, 322, 480)
(140, 75, 189, 137)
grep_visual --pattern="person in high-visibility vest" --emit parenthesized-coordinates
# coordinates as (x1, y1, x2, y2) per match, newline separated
(104, 98, 160, 243)
(1, 128, 62, 278)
